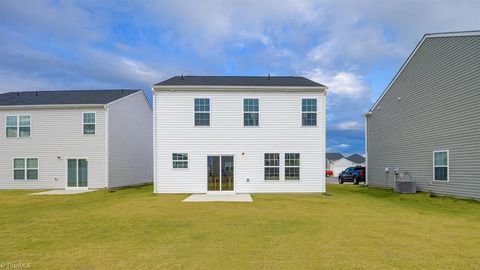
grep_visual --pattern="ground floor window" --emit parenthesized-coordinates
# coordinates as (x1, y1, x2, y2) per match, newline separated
(433, 150, 448, 181)
(173, 153, 188, 168)
(264, 153, 279, 180)
(13, 158, 38, 180)
(285, 153, 300, 180)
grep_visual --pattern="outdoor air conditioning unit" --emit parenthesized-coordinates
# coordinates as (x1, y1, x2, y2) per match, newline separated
(395, 181, 416, 194)
(393, 169, 416, 194)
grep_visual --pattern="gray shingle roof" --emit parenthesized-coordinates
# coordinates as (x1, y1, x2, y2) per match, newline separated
(154, 76, 325, 87)
(0, 90, 140, 106)
(326, 153, 344, 161)
(347, 154, 366, 164)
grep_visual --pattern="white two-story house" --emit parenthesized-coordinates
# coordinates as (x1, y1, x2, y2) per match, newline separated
(153, 76, 327, 193)
(0, 89, 153, 190)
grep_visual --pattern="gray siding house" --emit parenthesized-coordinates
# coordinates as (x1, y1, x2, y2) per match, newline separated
(365, 31, 480, 199)
(0, 90, 153, 189)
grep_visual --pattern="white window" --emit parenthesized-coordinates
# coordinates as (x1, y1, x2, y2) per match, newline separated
(13, 158, 38, 180)
(302, 99, 317, 126)
(6, 115, 31, 137)
(83, 112, 96, 135)
(194, 98, 210, 126)
(285, 153, 300, 180)
(264, 153, 279, 180)
(244, 98, 259, 126)
(173, 153, 188, 168)
(433, 150, 449, 181)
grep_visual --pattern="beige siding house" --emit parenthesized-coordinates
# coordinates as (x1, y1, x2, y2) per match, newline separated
(153, 76, 326, 194)
(0, 89, 152, 189)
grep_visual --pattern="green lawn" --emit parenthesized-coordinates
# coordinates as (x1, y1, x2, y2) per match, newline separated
(0, 185, 479, 270)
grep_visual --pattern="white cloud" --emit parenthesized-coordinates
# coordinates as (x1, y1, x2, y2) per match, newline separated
(304, 68, 369, 97)
(338, 144, 350, 148)
(336, 121, 363, 131)
(142, 0, 324, 54)
(307, 42, 335, 65)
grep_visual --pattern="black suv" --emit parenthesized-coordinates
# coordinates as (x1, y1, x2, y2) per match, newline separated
(338, 166, 365, 185)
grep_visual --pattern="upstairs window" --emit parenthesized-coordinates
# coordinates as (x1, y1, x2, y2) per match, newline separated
(244, 98, 259, 126)
(302, 99, 317, 126)
(194, 98, 210, 126)
(285, 153, 300, 180)
(83, 112, 96, 135)
(433, 151, 449, 181)
(13, 158, 38, 180)
(264, 153, 280, 180)
(6, 115, 31, 138)
(172, 153, 188, 168)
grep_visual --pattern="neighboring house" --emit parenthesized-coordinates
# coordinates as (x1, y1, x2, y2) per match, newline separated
(153, 76, 326, 193)
(365, 31, 480, 200)
(0, 89, 153, 190)
(326, 153, 356, 176)
(346, 154, 365, 166)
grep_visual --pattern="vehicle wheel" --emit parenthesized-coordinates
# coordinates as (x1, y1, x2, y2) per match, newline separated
(339, 177, 344, 184)
(353, 177, 359, 185)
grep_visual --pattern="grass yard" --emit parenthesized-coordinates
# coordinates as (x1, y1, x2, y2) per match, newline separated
(0, 185, 479, 270)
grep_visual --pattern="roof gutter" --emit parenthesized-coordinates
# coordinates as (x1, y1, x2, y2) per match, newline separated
(152, 85, 327, 92)
(0, 104, 106, 110)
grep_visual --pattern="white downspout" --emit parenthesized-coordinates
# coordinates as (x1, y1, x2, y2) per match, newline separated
(152, 88, 157, 194)
(364, 111, 372, 186)
(104, 104, 109, 189)
(323, 89, 327, 193)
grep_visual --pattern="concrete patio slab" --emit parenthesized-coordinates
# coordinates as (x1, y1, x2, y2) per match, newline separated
(30, 189, 97, 195)
(183, 193, 253, 202)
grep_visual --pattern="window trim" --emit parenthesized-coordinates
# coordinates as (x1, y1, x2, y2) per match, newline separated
(433, 150, 449, 182)
(264, 153, 280, 181)
(82, 112, 97, 135)
(301, 98, 317, 127)
(194, 98, 210, 127)
(172, 153, 189, 169)
(243, 98, 259, 127)
(284, 153, 301, 181)
(5, 115, 32, 138)
(12, 157, 39, 181)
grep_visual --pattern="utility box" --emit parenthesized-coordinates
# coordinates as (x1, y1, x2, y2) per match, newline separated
(394, 181, 416, 194)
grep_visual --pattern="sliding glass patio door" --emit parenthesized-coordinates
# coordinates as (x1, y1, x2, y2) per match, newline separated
(207, 155, 234, 192)
(67, 159, 88, 188)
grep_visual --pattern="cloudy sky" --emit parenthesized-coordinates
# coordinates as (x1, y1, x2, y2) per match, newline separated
(0, 0, 478, 154)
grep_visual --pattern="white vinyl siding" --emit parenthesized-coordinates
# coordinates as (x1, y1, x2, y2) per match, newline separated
(0, 92, 152, 190)
(83, 112, 96, 135)
(107, 91, 153, 188)
(13, 158, 38, 180)
(173, 153, 188, 168)
(433, 151, 449, 182)
(329, 158, 356, 177)
(6, 115, 31, 137)
(154, 90, 326, 193)
(0, 108, 107, 189)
